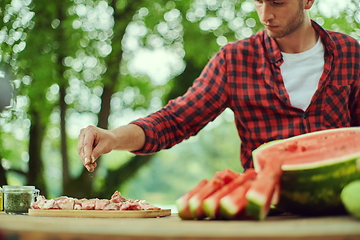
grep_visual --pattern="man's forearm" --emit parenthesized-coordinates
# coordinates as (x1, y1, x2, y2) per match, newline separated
(111, 124, 146, 152)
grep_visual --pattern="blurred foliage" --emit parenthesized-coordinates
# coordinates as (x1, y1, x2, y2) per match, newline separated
(0, 0, 359, 204)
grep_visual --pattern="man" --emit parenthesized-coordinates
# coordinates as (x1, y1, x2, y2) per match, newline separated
(78, 0, 360, 172)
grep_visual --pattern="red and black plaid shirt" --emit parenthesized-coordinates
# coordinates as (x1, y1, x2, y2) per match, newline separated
(131, 20, 360, 169)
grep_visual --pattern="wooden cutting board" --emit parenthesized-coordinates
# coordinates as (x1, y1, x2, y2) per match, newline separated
(28, 209, 171, 218)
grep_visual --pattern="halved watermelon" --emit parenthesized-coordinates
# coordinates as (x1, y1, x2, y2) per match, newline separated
(202, 169, 257, 219)
(252, 127, 360, 216)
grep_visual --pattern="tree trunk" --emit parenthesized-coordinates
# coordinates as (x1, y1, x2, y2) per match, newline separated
(95, 0, 157, 196)
(55, 1, 71, 194)
(97, 85, 113, 130)
(101, 154, 153, 198)
(28, 110, 47, 195)
(0, 155, 7, 186)
(59, 85, 70, 190)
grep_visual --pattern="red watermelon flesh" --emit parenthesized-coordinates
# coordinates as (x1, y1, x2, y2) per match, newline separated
(218, 168, 240, 184)
(188, 169, 239, 219)
(202, 169, 257, 219)
(176, 179, 208, 220)
(219, 180, 253, 219)
(254, 128, 360, 170)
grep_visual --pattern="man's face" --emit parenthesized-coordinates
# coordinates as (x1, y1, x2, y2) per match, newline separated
(254, 0, 305, 39)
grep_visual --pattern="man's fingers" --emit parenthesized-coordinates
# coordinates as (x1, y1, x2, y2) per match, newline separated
(77, 125, 114, 172)
(91, 155, 96, 164)
(77, 128, 85, 159)
(78, 128, 91, 163)
(78, 126, 99, 170)
(85, 162, 97, 172)
(84, 157, 90, 165)
(82, 136, 95, 160)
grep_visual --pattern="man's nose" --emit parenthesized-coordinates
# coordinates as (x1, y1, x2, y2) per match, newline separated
(259, 4, 274, 23)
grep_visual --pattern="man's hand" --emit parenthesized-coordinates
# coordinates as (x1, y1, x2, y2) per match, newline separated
(77, 124, 146, 172)
(78, 125, 117, 172)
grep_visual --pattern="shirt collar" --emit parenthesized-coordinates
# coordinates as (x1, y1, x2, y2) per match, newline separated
(264, 20, 335, 66)
(311, 20, 335, 55)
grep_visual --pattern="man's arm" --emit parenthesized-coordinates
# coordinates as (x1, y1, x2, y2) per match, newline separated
(77, 124, 145, 172)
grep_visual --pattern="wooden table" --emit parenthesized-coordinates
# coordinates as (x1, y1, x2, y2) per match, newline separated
(0, 211, 359, 240)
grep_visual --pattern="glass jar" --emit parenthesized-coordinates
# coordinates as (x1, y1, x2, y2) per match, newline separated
(2, 185, 35, 190)
(3, 186, 39, 215)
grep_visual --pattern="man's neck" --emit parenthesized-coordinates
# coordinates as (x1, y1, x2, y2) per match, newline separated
(276, 19, 318, 54)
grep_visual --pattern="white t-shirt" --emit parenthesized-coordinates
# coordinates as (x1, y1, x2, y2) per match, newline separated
(280, 37, 325, 111)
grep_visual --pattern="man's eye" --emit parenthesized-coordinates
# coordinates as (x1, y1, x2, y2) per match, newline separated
(273, 2, 284, 5)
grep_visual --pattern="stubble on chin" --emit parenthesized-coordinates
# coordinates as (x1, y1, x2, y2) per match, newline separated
(266, 16, 304, 40)
(266, 29, 279, 39)
(265, 4, 305, 40)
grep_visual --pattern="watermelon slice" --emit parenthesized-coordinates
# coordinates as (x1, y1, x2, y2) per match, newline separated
(271, 183, 281, 206)
(218, 168, 240, 184)
(202, 169, 257, 219)
(218, 180, 254, 220)
(188, 169, 239, 219)
(176, 179, 208, 220)
(245, 161, 283, 220)
(252, 127, 360, 216)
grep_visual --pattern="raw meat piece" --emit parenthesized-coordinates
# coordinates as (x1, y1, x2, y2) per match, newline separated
(31, 196, 46, 209)
(42, 199, 59, 210)
(103, 203, 121, 210)
(136, 200, 161, 210)
(82, 199, 97, 210)
(74, 203, 82, 210)
(120, 202, 142, 210)
(55, 196, 75, 210)
(31, 190, 162, 211)
(95, 199, 110, 210)
(110, 191, 127, 203)
(74, 199, 86, 210)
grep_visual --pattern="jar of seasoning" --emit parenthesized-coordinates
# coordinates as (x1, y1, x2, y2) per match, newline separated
(3, 186, 39, 215)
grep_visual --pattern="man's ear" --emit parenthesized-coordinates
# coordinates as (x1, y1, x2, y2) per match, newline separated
(304, 0, 315, 10)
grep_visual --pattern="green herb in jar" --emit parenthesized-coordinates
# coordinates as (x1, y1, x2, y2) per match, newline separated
(4, 192, 33, 214)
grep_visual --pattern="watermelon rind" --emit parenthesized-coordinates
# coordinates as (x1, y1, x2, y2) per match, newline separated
(202, 198, 217, 219)
(176, 179, 208, 220)
(281, 153, 360, 171)
(278, 156, 360, 215)
(188, 196, 207, 219)
(245, 190, 267, 220)
(218, 196, 239, 220)
(252, 127, 360, 216)
(218, 180, 254, 220)
(202, 169, 257, 219)
(176, 197, 193, 220)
